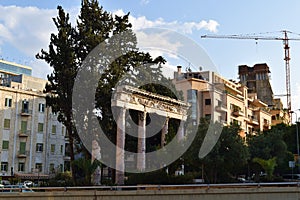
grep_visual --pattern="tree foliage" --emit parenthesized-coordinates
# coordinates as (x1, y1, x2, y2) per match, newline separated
(36, 5, 78, 183)
(37, 0, 177, 185)
(184, 119, 249, 183)
(253, 157, 277, 181)
(247, 123, 294, 176)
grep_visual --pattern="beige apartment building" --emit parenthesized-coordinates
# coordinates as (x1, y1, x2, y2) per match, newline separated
(238, 63, 290, 125)
(0, 60, 69, 181)
(173, 66, 272, 138)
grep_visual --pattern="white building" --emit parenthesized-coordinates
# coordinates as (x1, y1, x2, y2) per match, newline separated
(0, 60, 69, 181)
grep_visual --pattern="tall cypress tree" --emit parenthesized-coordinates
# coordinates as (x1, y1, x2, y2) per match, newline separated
(37, 0, 180, 185)
(36, 6, 79, 184)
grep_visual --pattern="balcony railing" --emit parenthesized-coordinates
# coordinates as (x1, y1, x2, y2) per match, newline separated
(64, 135, 69, 141)
(63, 155, 71, 161)
(17, 151, 29, 158)
(232, 110, 243, 117)
(19, 130, 31, 137)
(248, 117, 259, 125)
(215, 105, 227, 112)
(20, 109, 32, 116)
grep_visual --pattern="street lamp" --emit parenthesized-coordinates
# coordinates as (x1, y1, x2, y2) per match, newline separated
(291, 110, 300, 172)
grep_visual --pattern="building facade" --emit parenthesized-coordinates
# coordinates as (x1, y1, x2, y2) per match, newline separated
(173, 66, 272, 138)
(0, 60, 69, 180)
(238, 63, 290, 125)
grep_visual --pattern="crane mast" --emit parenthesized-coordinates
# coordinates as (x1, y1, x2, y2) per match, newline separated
(201, 30, 300, 123)
(283, 31, 291, 121)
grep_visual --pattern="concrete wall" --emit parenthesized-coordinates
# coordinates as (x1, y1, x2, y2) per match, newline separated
(0, 187, 300, 200)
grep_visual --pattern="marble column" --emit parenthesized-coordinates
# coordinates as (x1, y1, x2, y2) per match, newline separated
(137, 111, 146, 171)
(115, 107, 126, 185)
(91, 140, 101, 185)
(161, 117, 169, 147)
(177, 121, 185, 142)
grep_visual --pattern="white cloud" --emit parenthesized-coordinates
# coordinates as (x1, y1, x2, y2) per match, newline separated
(136, 30, 182, 58)
(0, 6, 57, 56)
(0, 5, 80, 78)
(113, 9, 219, 34)
(0, 6, 219, 79)
(113, 9, 219, 66)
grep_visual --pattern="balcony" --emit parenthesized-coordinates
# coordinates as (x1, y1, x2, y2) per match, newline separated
(232, 110, 243, 117)
(63, 155, 71, 161)
(20, 109, 32, 116)
(17, 151, 29, 158)
(248, 116, 259, 125)
(64, 135, 69, 141)
(249, 118, 259, 125)
(220, 120, 228, 126)
(215, 105, 227, 113)
(263, 121, 270, 129)
(19, 130, 31, 137)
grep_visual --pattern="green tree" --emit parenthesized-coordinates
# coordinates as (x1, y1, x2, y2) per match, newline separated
(38, 0, 178, 185)
(248, 124, 294, 177)
(253, 157, 277, 181)
(184, 119, 249, 183)
(36, 6, 78, 184)
(72, 158, 101, 185)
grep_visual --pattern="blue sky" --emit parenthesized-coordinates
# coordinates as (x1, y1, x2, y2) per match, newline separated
(1, 0, 300, 112)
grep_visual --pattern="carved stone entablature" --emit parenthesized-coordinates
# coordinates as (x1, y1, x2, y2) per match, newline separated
(112, 85, 189, 120)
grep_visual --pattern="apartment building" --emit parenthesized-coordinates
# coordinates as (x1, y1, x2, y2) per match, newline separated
(0, 60, 69, 181)
(173, 66, 272, 137)
(238, 63, 290, 125)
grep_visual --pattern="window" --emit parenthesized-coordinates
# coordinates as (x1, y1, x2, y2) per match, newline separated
(5, 98, 12, 107)
(4, 119, 10, 129)
(21, 121, 27, 134)
(22, 100, 29, 113)
(38, 103, 45, 113)
(1, 162, 8, 171)
(18, 162, 25, 172)
(218, 116, 222, 122)
(2, 141, 9, 150)
(38, 123, 44, 132)
(65, 143, 70, 157)
(36, 143, 43, 152)
(205, 114, 211, 120)
(49, 163, 55, 173)
(62, 126, 65, 136)
(60, 164, 63, 172)
(52, 125, 56, 134)
(60, 145, 63, 154)
(205, 99, 211, 105)
(19, 142, 26, 154)
(51, 144, 55, 154)
(187, 89, 198, 120)
(231, 119, 239, 126)
(35, 163, 43, 172)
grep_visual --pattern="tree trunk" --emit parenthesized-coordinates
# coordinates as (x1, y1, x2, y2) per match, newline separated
(66, 119, 77, 185)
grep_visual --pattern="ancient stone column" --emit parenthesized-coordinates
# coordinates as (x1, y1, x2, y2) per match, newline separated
(91, 140, 101, 185)
(137, 111, 146, 172)
(161, 117, 169, 147)
(177, 121, 185, 142)
(115, 107, 126, 185)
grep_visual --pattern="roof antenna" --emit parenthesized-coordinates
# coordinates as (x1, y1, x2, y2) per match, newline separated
(186, 62, 192, 72)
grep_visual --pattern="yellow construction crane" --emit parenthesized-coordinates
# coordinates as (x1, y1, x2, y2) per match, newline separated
(201, 30, 300, 122)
